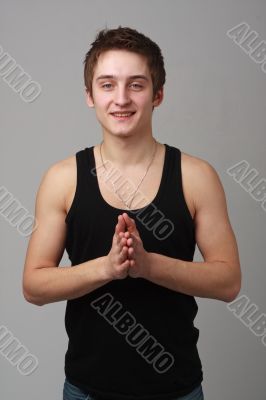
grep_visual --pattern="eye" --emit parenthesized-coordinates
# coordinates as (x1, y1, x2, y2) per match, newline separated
(100, 82, 143, 90)
(130, 83, 143, 90)
(102, 83, 112, 89)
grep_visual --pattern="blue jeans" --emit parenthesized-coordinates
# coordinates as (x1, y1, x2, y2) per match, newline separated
(63, 378, 204, 400)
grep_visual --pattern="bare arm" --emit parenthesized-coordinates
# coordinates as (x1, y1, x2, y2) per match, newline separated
(135, 158, 242, 302)
(23, 161, 112, 306)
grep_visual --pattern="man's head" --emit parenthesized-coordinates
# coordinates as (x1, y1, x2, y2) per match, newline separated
(83, 26, 166, 101)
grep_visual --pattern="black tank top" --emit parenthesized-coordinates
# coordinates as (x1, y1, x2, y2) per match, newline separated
(64, 143, 203, 400)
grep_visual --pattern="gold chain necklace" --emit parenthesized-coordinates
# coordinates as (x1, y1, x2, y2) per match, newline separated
(99, 139, 158, 210)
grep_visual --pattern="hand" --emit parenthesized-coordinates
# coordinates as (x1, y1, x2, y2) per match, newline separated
(121, 213, 150, 279)
(104, 214, 131, 280)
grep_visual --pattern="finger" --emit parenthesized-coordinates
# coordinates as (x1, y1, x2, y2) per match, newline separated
(118, 231, 125, 240)
(121, 245, 128, 256)
(122, 213, 136, 233)
(128, 260, 136, 270)
(116, 214, 127, 234)
(128, 231, 139, 242)
(124, 231, 130, 239)
(114, 226, 122, 246)
(126, 236, 133, 247)
(122, 259, 130, 274)
(128, 247, 134, 257)
(118, 237, 127, 254)
(123, 214, 141, 238)
(118, 245, 128, 263)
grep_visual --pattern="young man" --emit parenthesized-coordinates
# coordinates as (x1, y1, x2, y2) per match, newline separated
(23, 27, 241, 400)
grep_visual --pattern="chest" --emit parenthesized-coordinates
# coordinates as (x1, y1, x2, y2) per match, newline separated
(65, 146, 195, 220)
(96, 162, 165, 211)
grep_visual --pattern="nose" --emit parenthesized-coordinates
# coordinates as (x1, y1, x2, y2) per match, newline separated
(114, 85, 131, 107)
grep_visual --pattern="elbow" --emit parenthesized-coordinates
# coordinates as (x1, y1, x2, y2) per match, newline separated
(23, 286, 45, 307)
(23, 292, 45, 306)
(223, 278, 242, 303)
(221, 263, 242, 303)
(223, 285, 241, 303)
(23, 272, 46, 306)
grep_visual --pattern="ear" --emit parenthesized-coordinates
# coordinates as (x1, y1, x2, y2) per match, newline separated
(85, 88, 94, 108)
(152, 87, 164, 108)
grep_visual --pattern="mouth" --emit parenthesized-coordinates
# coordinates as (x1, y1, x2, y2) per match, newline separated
(110, 111, 136, 121)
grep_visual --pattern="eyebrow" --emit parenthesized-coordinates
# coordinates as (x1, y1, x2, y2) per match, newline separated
(96, 74, 149, 81)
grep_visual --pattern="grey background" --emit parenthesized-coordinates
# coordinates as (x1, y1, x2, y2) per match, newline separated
(1, 0, 266, 399)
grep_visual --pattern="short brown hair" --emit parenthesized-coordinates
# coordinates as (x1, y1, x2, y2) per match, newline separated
(83, 26, 166, 99)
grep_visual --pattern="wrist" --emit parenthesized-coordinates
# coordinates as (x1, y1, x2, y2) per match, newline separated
(97, 256, 113, 282)
(140, 251, 153, 280)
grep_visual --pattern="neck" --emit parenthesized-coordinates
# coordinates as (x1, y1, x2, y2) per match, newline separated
(99, 135, 158, 169)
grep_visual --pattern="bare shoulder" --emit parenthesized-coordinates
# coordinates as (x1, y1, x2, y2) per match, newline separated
(180, 150, 218, 178)
(180, 150, 225, 213)
(38, 154, 76, 214)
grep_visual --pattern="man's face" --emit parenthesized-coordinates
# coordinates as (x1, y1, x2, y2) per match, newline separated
(86, 50, 163, 139)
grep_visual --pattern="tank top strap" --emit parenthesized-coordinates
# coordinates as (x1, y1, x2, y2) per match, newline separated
(162, 143, 182, 195)
(169, 144, 182, 187)
(65, 147, 92, 225)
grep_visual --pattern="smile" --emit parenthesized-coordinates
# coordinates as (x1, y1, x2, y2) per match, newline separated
(110, 112, 136, 120)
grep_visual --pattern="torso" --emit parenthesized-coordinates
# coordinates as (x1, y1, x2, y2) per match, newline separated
(63, 143, 196, 220)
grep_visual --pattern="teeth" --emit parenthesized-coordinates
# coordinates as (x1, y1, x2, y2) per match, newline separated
(112, 112, 133, 117)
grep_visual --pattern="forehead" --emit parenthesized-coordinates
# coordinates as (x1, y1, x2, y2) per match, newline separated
(93, 50, 150, 79)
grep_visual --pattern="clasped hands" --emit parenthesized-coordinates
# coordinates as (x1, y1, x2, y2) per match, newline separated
(106, 212, 150, 280)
